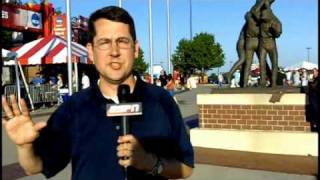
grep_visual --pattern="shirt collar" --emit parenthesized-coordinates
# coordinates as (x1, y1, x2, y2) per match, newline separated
(91, 75, 145, 104)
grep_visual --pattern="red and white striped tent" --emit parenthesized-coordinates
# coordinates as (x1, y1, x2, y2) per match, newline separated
(10, 35, 92, 65)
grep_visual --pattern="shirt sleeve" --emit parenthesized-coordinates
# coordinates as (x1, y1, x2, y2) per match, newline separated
(161, 91, 195, 168)
(33, 99, 74, 178)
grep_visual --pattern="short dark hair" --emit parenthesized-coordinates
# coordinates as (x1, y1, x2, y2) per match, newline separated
(88, 6, 136, 43)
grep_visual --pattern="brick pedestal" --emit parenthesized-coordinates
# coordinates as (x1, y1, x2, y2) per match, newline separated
(197, 94, 312, 132)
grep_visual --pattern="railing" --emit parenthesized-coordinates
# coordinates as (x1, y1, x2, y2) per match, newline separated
(3, 84, 59, 105)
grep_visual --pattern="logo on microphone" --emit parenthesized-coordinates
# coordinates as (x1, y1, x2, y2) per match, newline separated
(106, 103, 142, 117)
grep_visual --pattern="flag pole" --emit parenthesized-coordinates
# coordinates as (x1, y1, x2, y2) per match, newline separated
(66, 0, 73, 96)
(148, 0, 154, 83)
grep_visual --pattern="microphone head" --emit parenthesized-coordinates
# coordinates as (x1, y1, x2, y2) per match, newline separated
(118, 84, 130, 103)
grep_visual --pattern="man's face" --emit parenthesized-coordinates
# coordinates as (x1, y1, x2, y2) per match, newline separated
(87, 19, 139, 85)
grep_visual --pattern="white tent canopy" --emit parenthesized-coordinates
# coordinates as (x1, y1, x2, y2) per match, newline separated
(3, 35, 91, 66)
(2, 49, 15, 65)
(2, 48, 11, 57)
(285, 61, 318, 71)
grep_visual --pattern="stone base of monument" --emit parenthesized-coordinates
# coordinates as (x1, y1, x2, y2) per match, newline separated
(191, 92, 318, 175)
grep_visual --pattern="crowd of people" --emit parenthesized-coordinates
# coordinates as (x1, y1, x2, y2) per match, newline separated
(24, 71, 92, 107)
(30, 71, 91, 90)
(142, 69, 203, 100)
(285, 68, 318, 88)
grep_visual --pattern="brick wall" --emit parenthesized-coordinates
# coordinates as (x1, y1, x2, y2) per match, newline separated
(199, 104, 311, 132)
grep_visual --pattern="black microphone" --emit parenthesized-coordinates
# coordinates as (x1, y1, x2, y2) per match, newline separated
(117, 84, 131, 136)
(117, 84, 131, 180)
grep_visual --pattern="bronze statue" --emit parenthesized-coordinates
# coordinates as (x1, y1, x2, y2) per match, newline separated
(228, 0, 281, 87)
(258, 7, 282, 87)
(227, 11, 260, 87)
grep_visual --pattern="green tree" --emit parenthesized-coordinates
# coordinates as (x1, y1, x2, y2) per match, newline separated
(172, 32, 225, 75)
(192, 33, 224, 74)
(171, 39, 194, 74)
(133, 48, 148, 75)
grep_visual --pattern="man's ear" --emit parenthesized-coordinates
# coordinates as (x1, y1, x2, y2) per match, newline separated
(86, 43, 94, 64)
(134, 40, 140, 59)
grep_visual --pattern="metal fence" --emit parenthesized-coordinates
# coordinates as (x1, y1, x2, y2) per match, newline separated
(3, 84, 59, 105)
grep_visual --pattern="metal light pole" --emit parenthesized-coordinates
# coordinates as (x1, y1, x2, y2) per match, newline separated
(66, 0, 73, 96)
(148, 0, 154, 83)
(118, 0, 122, 7)
(306, 47, 311, 62)
(189, 0, 193, 40)
(166, 0, 172, 73)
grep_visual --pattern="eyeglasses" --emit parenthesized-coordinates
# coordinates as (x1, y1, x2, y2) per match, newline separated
(94, 37, 134, 51)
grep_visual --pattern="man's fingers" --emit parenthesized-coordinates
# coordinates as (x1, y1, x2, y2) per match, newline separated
(20, 98, 30, 116)
(118, 134, 137, 144)
(118, 158, 133, 168)
(10, 95, 21, 116)
(34, 121, 47, 131)
(117, 149, 133, 158)
(2, 96, 14, 119)
(117, 142, 133, 151)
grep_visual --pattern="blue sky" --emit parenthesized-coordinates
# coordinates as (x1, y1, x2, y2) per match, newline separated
(29, 0, 318, 73)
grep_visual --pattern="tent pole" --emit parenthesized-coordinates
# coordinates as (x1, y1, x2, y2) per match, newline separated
(18, 62, 35, 111)
(74, 62, 79, 92)
(13, 54, 22, 110)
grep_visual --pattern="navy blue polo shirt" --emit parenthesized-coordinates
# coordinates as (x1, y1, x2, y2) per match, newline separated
(34, 77, 194, 180)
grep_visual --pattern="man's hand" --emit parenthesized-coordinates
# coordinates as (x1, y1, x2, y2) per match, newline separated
(2, 95, 47, 147)
(117, 134, 155, 171)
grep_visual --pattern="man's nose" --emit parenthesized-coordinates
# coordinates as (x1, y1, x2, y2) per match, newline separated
(110, 42, 120, 56)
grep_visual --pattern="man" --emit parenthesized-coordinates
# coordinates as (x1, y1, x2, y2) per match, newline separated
(159, 70, 168, 87)
(218, 73, 224, 88)
(2, 6, 193, 180)
(31, 72, 45, 86)
(234, 69, 241, 87)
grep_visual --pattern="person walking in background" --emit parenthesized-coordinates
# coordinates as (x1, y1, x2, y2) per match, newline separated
(218, 73, 224, 88)
(2, 6, 193, 180)
(285, 70, 293, 87)
(49, 75, 58, 86)
(301, 69, 308, 87)
(293, 70, 301, 87)
(57, 74, 64, 90)
(159, 70, 168, 87)
(309, 68, 318, 83)
(81, 71, 90, 89)
(230, 75, 237, 88)
(165, 74, 175, 97)
(307, 68, 319, 131)
(143, 73, 152, 84)
(234, 69, 241, 87)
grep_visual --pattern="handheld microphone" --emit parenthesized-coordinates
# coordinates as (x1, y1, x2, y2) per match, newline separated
(116, 84, 133, 180)
(106, 84, 142, 179)
(117, 84, 131, 136)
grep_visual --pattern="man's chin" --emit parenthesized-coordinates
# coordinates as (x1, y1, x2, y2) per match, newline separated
(101, 74, 132, 85)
